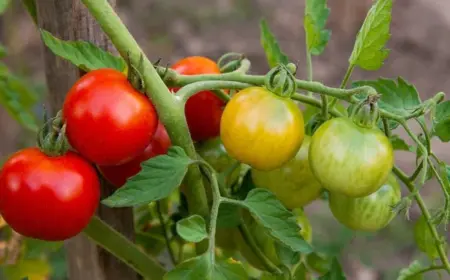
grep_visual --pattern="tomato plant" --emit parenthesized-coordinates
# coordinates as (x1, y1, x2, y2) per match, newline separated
(309, 116, 394, 197)
(221, 87, 305, 171)
(251, 135, 322, 209)
(170, 56, 224, 142)
(99, 121, 171, 187)
(0, 148, 100, 241)
(63, 68, 159, 166)
(414, 215, 441, 259)
(328, 174, 401, 231)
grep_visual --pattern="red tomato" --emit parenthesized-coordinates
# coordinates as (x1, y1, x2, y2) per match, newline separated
(99, 122, 171, 187)
(0, 148, 100, 241)
(63, 68, 158, 166)
(170, 56, 224, 141)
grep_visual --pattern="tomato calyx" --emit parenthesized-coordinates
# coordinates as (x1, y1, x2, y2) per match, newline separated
(264, 64, 297, 98)
(37, 109, 69, 157)
(350, 95, 380, 129)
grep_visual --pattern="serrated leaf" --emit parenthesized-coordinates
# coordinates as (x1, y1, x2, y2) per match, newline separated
(40, 29, 126, 72)
(217, 203, 241, 229)
(349, 0, 392, 70)
(397, 261, 424, 280)
(0, 0, 10, 14)
(260, 19, 289, 68)
(3, 259, 51, 280)
(390, 135, 412, 151)
(353, 78, 421, 119)
(432, 100, 450, 142)
(318, 258, 346, 280)
(22, 0, 37, 25)
(304, 0, 331, 56)
(102, 147, 192, 207)
(176, 215, 208, 243)
(164, 254, 247, 280)
(241, 189, 313, 253)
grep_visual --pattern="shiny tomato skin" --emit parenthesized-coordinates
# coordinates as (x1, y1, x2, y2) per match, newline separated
(98, 122, 171, 187)
(0, 148, 100, 241)
(63, 68, 158, 166)
(170, 56, 223, 142)
(309, 117, 394, 197)
(329, 174, 401, 232)
(251, 135, 322, 209)
(221, 87, 305, 171)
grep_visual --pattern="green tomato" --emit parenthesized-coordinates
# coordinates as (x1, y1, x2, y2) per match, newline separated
(414, 215, 440, 259)
(309, 117, 394, 197)
(329, 173, 401, 231)
(252, 136, 322, 209)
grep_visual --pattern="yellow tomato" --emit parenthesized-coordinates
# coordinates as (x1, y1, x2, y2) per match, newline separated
(252, 136, 322, 209)
(220, 87, 305, 171)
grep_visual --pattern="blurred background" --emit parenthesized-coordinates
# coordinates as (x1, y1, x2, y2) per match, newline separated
(1, 0, 449, 279)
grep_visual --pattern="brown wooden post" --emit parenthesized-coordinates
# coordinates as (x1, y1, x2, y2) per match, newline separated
(35, 1, 138, 279)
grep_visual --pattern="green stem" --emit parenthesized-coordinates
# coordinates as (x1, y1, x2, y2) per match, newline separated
(238, 220, 283, 275)
(382, 118, 391, 138)
(176, 81, 252, 102)
(328, 64, 355, 109)
(83, 216, 166, 279)
(291, 93, 344, 117)
(156, 201, 177, 265)
(416, 117, 431, 154)
(407, 265, 446, 278)
(82, 0, 209, 231)
(427, 157, 450, 218)
(409, 161, 424, 182)
(321, 95, 329, 119)
(392, 166, 450, 273)
(305, 50, 313, 97)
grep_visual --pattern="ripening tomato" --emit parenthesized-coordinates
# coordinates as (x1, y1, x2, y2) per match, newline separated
(329, 174, 401, 231)
(414, 215, 440, 259)
(251, 136, 322, 209)
(309, 117, 394, 197)
(170, 56, 224, 141)
(98, 122, 171, 187)
(0, 148, 100, 241)
(221, 87, 305, 171)
(63, 68, 158, 166)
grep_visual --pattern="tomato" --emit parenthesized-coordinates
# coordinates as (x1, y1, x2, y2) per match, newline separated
(170, 56, 224, 141)
(221, 87, 305, 171)
(414, 215, 440, 259)
(251, 136, 322, 209)
(98, 122, 171, 187)
(0, 148, 100, 241)
(309, 117, 394, 197)
(236, 209, 311, 271)
(63, 68, 158, 166)
(328, 174, 400, 231)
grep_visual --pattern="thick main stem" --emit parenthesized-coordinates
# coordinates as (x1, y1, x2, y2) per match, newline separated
(83, 216, 166, 279)
(82, 0, 209, 225)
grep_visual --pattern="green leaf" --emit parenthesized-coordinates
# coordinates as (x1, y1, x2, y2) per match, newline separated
(292, 263, 308, 280)
(241, 189, 313, 254)
(353, 78, 421, 119)
(349, 0, 392, 70)
(439, 162, 450, 197)
(259, 19, 289, 68)
(164, 254, 247, 280)
(0, 75, 39, 132)
(3, 259, 51, 280)
(102, 147, 192, 207)
(23, 238, 63, 259)
(0, 44, 6, 58)
(0, 0, 11, 14)
(217, 203, 241, 229)
(397, 261, 424, 280)
(432, 100, 450, 142)
(390, 135, 412, 151)
(318, 258, 346, 280)
(22, 0, 37, 25)
(276, 242, 300, 267)
(176, 215, 208, 243)
(304, 0, 331, 56)
(40, 29, 126, 72)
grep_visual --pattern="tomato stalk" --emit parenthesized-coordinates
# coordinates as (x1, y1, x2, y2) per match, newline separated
(176, 81, 252, 103)
(393, 166, 450, 273)
(83, 216, 166, 279)
(82, 0, 210, 253)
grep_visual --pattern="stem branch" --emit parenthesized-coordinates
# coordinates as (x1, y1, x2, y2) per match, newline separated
(156, 201, 177, 266)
